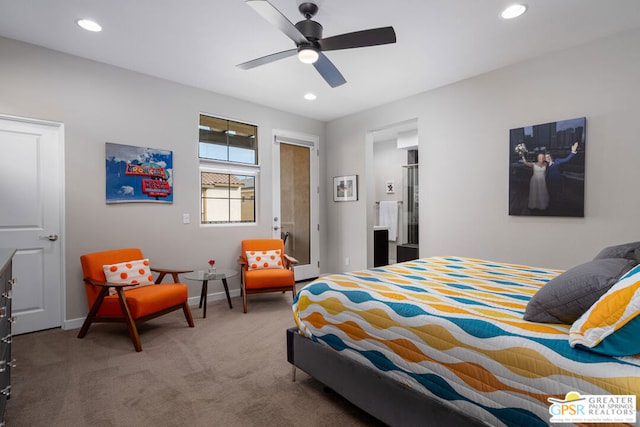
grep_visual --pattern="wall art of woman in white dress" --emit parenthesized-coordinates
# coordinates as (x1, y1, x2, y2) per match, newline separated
(508, 117, 585, 217)
(521, 152, 549, 210)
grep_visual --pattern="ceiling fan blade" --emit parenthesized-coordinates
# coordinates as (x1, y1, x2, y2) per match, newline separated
(318, 26, 396, 51)
(313, 53, 346, 88)
(236, 48, 297, 70)
(246, 0, 309, 45)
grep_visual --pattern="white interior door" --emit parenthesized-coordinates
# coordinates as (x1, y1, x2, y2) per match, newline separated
(272, 131, 320, 281)
(0, 115, 64, 334)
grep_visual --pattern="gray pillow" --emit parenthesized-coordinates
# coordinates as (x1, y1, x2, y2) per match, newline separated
(524, 258, 635, 324)
(594, 241, 640, 262)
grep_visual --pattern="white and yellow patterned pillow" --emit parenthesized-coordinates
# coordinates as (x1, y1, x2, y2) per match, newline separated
(103, 259, 154, 295)
(246, 250, 283, 270)
(569, 264, 640, 356)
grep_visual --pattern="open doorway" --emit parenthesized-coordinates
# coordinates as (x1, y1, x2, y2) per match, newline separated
(367, 119, 418, 267)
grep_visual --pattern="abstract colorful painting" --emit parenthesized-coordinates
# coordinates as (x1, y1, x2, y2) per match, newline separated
(106, 142, 173, 203)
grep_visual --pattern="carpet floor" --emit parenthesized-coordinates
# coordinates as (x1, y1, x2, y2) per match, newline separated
(5, 292, 386, 426)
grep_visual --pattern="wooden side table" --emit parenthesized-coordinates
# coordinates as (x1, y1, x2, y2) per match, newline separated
(182, 270, 237, 318)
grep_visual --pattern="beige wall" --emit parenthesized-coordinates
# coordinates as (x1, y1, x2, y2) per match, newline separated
(0, 36, 326, 325)
(326, 28, 640, 272)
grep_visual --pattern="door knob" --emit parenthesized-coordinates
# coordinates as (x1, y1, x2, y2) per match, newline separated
(40, 234, 59, 241)
(274, 226, 281, 231)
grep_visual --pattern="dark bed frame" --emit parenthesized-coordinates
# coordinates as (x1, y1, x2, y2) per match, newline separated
(286, 327, 486, 427)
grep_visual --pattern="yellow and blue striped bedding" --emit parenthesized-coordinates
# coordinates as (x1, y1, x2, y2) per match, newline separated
(292, 257, 640, 427)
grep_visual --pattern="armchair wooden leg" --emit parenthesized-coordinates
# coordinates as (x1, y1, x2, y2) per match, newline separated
(242, 283, 248, 314)
(78, 286, 109, 339)
(155, 271, 168, 284)
(182, 302, 195, 327)
(115, 288, 142, 352)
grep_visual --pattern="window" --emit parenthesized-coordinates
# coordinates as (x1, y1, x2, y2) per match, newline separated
(199, 114, 258, 224)
(199, 115, 257, 164)
(200, 172, 255, 223)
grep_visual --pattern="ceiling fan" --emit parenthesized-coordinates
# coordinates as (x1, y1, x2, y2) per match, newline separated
(237, 0, 397, 88)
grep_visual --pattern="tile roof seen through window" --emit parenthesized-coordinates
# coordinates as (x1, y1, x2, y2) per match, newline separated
(201, 172, 245, 187)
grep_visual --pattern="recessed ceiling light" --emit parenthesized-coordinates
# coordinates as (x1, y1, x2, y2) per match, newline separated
(76, 19, 102, 32)
(501, 4, 527, 19)
(304, 93, 317, 101)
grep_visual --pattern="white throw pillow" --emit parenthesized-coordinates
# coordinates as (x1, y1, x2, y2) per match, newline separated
(246, 250, 284, 270)
(102, 259, 154, 295)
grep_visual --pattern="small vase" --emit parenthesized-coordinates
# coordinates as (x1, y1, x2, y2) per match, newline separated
(208, 267, 216, 274)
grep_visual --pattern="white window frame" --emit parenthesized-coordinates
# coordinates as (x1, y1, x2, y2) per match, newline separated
(198, 113, 260, 226)
(199, 160, 260, 226)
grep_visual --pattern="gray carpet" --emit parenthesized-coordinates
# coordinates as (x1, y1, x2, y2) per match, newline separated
(6, 291, 385, 426)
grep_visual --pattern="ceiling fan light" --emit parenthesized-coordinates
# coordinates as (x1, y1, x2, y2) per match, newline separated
(298, 47, 319, 64)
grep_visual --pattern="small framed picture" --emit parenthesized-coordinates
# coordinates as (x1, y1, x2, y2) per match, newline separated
(386, 180, 395, 194)
(333, 175, 358, 202)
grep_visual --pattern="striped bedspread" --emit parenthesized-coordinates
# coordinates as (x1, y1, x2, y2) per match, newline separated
(292, 257, 640, 427)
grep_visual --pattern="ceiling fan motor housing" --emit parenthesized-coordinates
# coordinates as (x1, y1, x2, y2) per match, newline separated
(295, 19, 323, 42)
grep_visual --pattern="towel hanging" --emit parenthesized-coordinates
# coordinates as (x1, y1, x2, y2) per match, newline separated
(378, 201, 398, 241)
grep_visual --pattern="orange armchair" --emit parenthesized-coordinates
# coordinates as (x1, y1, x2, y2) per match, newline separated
(78, 248, 194, 351)
(238, 239, 298, 313)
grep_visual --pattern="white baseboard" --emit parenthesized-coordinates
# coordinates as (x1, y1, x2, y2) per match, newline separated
(63, 289, 242, 331)
(64, 317, 85, 330)
(188, 288, 241, 307)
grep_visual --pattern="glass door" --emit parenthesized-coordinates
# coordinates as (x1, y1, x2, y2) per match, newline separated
(272, 133, 319, 281)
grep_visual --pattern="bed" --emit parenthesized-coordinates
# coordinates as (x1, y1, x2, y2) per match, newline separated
(287, 256, 640, 426)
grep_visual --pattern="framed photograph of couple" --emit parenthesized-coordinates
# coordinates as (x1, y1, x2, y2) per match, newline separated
(333, 175, 358, 202)
(509, 117, 585, 217)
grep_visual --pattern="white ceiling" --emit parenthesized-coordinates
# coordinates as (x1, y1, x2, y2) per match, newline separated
(1, 0, 640, 122)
